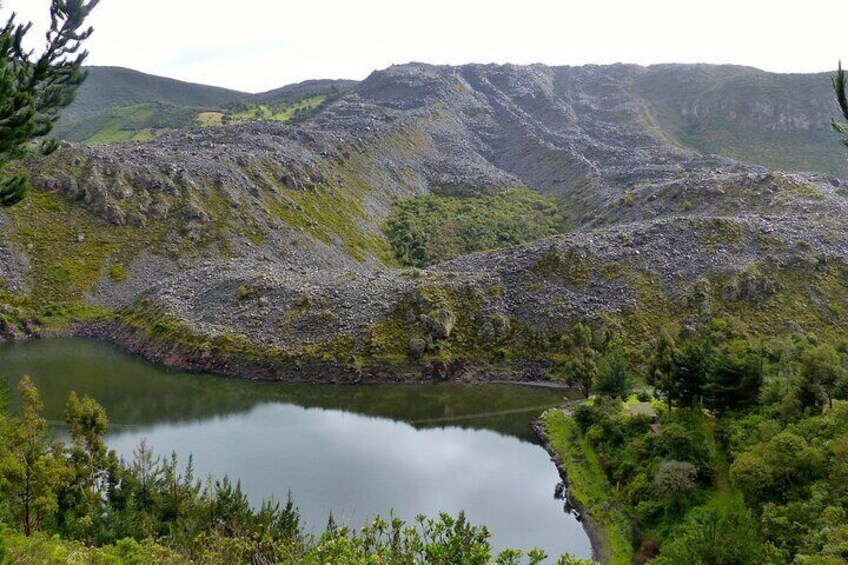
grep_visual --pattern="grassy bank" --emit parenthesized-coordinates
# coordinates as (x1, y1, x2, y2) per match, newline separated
(541, 409, 635, 565)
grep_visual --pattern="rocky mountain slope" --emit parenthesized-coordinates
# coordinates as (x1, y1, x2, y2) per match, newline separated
(2, 62, 847, 382)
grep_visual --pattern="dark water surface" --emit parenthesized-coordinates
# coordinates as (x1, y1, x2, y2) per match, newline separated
(0, 338, 591, 559)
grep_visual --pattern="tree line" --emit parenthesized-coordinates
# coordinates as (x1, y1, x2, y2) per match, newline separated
(557, 317, 848, 417)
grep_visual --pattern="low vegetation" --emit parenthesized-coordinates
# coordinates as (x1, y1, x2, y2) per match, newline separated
(223, 96, 327, 125)
(58, 94, 332, 145)
(60, 102, 202, 144)
(386, 189, 569, 267)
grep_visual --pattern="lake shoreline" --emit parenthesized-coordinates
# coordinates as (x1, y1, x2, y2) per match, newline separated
(1, 336, 594, 559)
(532, 415, 607, 565)
(23, 318, 574, 389)
(534, 409, 638, 565)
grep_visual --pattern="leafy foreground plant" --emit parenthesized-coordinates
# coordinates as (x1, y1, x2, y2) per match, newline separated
(0, 377, 590, 564)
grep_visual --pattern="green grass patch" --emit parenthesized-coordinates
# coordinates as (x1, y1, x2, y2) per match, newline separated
(225, 95, 327, 124)
(542, 409, 635, 565)
(108, 264, 127, 282)
(197, 111, 225, 126)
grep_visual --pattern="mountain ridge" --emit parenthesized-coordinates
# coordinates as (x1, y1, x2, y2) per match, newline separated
(1, 61, 848, 382)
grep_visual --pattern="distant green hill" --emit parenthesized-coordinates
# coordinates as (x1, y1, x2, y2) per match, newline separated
(250, 78, 358, 105)
(635, 64, 848, 178)
(60, 66, 247, 122)
(54, 67, 355, 144)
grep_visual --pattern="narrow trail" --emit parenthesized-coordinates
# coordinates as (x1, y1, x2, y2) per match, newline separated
(409, 404, 562, 425)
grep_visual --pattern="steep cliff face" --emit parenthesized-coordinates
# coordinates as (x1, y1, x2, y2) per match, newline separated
(2, 62, 847, 379)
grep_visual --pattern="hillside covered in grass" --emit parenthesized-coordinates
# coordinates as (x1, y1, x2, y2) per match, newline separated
(54, 67, 354, 144)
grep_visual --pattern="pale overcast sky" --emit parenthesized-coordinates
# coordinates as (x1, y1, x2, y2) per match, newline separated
(5, 0, 847, 93)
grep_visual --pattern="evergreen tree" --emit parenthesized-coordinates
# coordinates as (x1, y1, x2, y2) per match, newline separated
(834, 61, 848, 148)
(562, 324, 599, 398)
(0, 376, 67, 536)
(59, 391, 112, 540)
(674, 336, 710, 409)
(594, 345, 633, 399)
(704, 339, 763, 412)
(649, 329, 679, 411)
(0, 0, 99, 207)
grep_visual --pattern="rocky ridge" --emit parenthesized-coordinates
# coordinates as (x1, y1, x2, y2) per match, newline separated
(2, 62, 848, 381)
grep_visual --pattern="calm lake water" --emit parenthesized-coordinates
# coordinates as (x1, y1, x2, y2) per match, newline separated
(0, 338, 592, 560)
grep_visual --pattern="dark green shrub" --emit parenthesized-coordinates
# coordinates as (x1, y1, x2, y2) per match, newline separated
(386, 189, 568, 267)
(834, 376, 848, 401)
(649, 498, 765, 565)
(573, 404, 600, 432)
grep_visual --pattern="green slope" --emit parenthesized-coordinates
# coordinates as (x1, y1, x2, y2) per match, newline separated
(57, 101, 203, 144)
(637, 65, 848, 178)
(53, 68, 353, 144)
(60, 66, 247, 122)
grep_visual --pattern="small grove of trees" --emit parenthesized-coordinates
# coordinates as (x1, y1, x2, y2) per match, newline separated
(647, 320, 764, 413)
(723, 401, 848, 562)
(647, 321, 848, 416)
(558, 318, 848, 426)
(0, 377, 591, 564)
(0, 0, 99, 208)
(556, 323, 633, 400)
(569, 319, 848, 564)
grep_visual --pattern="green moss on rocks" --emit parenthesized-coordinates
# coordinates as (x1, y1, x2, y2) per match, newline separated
(708, 259, 848, 340)
(263, 164, 390, 262)
(698, 218, 747, 251)
(367, 278, 492, 365)
(5, 190, 167, 302)
(531, 246, 595, 287)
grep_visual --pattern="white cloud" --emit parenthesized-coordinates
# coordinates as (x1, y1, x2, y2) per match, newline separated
(5, 0, 847, 92)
